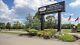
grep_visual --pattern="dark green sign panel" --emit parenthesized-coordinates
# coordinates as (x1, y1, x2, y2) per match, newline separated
(38, 1, 65, 15)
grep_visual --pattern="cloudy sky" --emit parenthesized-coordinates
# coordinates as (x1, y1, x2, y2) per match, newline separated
(0, 0, 80, 25)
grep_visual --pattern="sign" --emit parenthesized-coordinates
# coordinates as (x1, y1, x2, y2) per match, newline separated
(38, 1, 65, 15)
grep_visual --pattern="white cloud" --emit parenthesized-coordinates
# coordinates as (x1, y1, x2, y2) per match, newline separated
(0, 0, 22, 23)
(13, 0, 57, 11)
(70, 13, 74, 16)
(64, 13, 74, 16)
(69, 0, 80, 8)
(14, 0, 28, 8)
(3, 0, 78, 25)
(11, 0, 57, 22)
(0, 0, 10, 23)
(0, 0, 57, 24)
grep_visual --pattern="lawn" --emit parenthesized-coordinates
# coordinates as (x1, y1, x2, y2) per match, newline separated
(61, 29, 71, 33)
(0, 29, 79, 35)
(0, 30, 28, 35)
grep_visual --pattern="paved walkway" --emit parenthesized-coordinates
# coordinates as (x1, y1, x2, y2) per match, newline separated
(0, 34, 80, 45)
(68, 33, 80, 38)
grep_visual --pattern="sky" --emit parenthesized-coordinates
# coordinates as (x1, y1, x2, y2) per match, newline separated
(0, 0, 80, 25)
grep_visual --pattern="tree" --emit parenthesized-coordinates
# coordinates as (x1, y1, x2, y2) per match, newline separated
(0, 23, 5, 29)
(32, 12, 41, 30)
(32, 17, 41, 30)
(25, 13, 33, 29)
(62, 24, 74, 29)
(77, 23, 80, 31)
(45, 16, 55, 29)
(77, 23, 80, 27)
(12, 21, 23, 29)
(33, 12, 41, 20)
(6, 22, 11, 30)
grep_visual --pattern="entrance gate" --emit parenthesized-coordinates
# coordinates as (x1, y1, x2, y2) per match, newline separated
(38, 1, 65, 32)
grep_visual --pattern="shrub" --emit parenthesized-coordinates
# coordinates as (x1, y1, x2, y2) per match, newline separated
(43, 30, 53, 39)
(58, 33, 76, 42)
(37, 29, 56, 39)
(28, 29, 38, 36)
(37, 31, 44, 37)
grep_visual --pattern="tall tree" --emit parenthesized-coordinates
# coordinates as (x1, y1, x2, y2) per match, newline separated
(25, 13, 33, 29)
(12, 21, 23, 29)
(6, 22, 11, 30)
(32, 17, 41, 29)
(0, 23, 5, 29)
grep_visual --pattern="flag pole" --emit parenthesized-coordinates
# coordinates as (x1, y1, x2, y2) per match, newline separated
(70, 20, 71, 29)
(75, 17, 79, 25)
(77, 18, 79, 25)
(68, 16, 71, 29)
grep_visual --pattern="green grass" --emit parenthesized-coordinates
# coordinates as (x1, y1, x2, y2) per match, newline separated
(0, 29, 75, 35)
(58, 33, 76, 42)
(0, 31, 28, 35)
(61, 29, 71, 33)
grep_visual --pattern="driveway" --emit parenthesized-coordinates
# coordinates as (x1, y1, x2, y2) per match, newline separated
(0, 34, 80, 45)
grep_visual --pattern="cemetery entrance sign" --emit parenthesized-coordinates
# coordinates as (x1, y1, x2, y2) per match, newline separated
(38, 1, 65, 15)
(38, 1, 65, 32)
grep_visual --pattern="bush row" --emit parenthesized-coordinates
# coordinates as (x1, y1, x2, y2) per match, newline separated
(37, 30, 56, 39)
(26, 29, 77, 42)
(27, 29, 56, 39)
